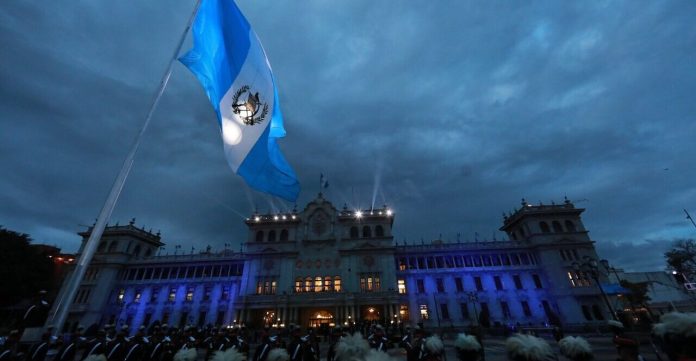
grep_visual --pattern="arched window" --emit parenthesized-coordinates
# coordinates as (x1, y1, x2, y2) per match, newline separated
(334, 276, 342, 292)
(280, 229, 289, 241)
(304, 277, 313, 292)
(362, 226, 372, 238)
(98, 241, 107, 253)
(565, 220, 577, 232)
(375, 225, 384, 237)
(295, 278, 302, 292)
(314, 277, 322, 292)
(581, 305, 593, 321)
(108, 241, 119, 253)
(591, 305, 605, 320)
(268, 230, 276, 242)
(539, 222, 550, 233)
(552, 221, 563, 233)
(255, 231, 264, 242)
(350, 226, 359, 239)
(133, 245, 141, 257)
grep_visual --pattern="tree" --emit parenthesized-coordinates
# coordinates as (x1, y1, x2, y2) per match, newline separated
(664, 239, 696, 280)
(0, 227, 54, 307)
(619, 280, 651, 309)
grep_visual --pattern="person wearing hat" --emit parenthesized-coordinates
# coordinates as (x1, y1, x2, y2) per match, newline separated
(147, 331, 166, 361)
(122, 326, 148, 361)
(558, 336, 593, 361)
(80, 329, 106, 361)
(105, 325, 128, 361)
(254, 334, 280, 361)
(0, 330, 20, 361)
(160, 336, 176, 361)
(326, 327, 344, 361)
(399, 325, 413, 355)
(652, 311, 696, 361)
(406, 327, 426, 361)
(454, 333, 482, 361)
(607, 320, 646, 361)
(25, 331, 51, 361)
(301, 334, 320, 361)
(235, 332, 249, 356)
(368, 325, 389, 353)
(505, 334, 554, 361)
(54, 326, 84, 361)
(286, 327, 303, 361)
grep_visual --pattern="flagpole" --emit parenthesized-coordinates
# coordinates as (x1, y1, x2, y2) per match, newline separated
(48, 0, 202, 335)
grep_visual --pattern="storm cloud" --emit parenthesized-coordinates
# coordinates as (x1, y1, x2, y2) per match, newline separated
(2, 1, 695, 271)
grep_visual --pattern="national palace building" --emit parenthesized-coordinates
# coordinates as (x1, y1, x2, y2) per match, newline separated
(50, 194, 616, 332)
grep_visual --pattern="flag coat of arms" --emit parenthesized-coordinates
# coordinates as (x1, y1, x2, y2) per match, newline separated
(180, 0, 300, 201)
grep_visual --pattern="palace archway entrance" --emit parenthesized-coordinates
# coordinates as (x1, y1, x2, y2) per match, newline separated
(361, 305, 381, 322)
(308, 310, 334, 328)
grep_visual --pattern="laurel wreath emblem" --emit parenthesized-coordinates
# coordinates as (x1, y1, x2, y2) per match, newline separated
(231, 85, 269, 126)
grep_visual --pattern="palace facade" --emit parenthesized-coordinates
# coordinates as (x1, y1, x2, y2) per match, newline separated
(51, 195, 614, 332)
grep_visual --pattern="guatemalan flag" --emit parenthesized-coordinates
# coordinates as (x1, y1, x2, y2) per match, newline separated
(179, 0, 300, 201)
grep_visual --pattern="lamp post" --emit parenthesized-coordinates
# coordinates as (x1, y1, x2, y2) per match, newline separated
(574, 257, 618, 321)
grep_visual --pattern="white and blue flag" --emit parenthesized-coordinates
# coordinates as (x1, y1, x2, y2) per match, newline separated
(180, 0, 300, 201)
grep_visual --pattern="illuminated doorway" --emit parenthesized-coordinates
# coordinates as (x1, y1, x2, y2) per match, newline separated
(361, 305, 381, 321)
(308, 310, 334, 328)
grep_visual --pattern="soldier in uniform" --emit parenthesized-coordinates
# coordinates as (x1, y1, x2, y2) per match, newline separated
(301, 335, 319, 361)
(558, 336, 593, 361)
(160, 337, 176, 361)
(407, 327, 426, 361)
(454, 333, 482, 361)
(652, 312, 696, 361)
(81, 329, 107, 361)
(54, 326, 84, 361)
(287, 327, 303, 361)
(105, 326, 128, 361)
(234, 331, 250, 356)
(505, 333, 555, 361)
(123, 326, 148, 361)
(146, 332, 166, 361)
(25, 331, 51, 361)
(326, 327, 344, 361)
(0, 330, 20, 361)
(253, 335, 279, 361)
(368, 325, 389, 352)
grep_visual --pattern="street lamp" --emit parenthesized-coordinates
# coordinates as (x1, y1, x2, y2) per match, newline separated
(573, 257, 618, 321)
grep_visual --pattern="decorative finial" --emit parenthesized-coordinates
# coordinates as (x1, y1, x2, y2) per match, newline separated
(156, 230, 161, 237)
(503, 212, 508, 220)
(564, 195, 571, 204)
(292, 204, 297, 213)
(343, 203, 348, 211)
(521, 198, 527, 206)
(129, 218, 135, 226)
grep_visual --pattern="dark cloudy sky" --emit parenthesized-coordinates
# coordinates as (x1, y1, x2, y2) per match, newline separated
(2, 1, 696, 272)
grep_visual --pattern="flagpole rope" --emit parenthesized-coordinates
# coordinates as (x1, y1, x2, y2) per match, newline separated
(48, 0, 202, 335)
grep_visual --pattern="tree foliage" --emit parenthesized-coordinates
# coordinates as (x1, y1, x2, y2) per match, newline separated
(619, 279, 651, 308)
(664, 239, 696, 280)
(0, 226, 54, 307)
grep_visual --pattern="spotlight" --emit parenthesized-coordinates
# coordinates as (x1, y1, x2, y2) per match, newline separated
(355, 211, 363, 218)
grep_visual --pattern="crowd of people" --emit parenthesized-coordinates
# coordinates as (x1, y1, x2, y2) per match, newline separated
(0, 312, 695, 361)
